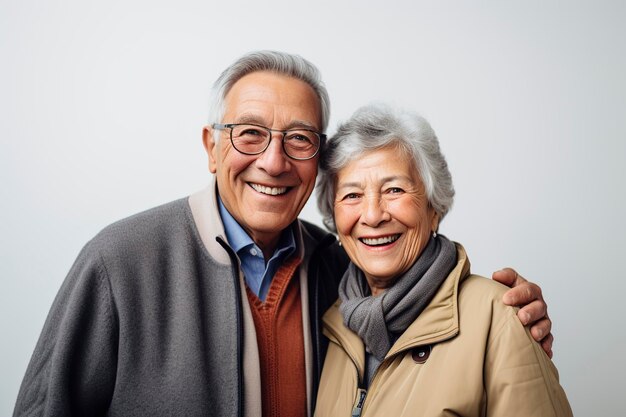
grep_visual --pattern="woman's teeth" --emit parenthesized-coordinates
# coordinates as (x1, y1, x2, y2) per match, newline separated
(360, 235, 400, 246)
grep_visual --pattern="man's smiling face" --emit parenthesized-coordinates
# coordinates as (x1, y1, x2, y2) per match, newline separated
(203, 71, 322, 253)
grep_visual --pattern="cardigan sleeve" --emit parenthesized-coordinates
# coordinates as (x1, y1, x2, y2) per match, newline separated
(484, 304, 573, 417)
(13, 242, 118, 416)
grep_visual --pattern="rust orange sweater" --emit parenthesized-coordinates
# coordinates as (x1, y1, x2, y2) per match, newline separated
(246, 256, 306, 417)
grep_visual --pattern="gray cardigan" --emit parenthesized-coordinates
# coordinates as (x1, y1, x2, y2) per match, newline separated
(13, 191, 347, 416)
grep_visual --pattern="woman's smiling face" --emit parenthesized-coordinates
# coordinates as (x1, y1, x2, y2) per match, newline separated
(333, 146, 439, 295)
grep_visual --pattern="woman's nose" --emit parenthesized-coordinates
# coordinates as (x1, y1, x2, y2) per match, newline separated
(362, 195, 391, 226)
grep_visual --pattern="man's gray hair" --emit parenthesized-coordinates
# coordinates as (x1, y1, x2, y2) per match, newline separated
(316, 103, 455, 232)
(208, 50, 330, 139)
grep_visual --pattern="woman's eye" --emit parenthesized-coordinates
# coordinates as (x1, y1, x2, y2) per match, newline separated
(387, 187, 404, 194)
(343, 193, 360, 200)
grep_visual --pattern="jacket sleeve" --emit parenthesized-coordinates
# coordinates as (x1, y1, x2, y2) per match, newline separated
(13, 242, 118, 416)
(484, 305, 573, 417)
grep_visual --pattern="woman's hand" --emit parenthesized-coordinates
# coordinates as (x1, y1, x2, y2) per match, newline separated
(492, 268, 554, 358)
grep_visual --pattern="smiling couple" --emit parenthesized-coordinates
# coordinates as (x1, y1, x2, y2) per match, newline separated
(14, 51, 568, 417)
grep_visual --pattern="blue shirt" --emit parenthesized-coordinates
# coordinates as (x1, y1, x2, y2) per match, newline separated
(218, 197, 296, 301)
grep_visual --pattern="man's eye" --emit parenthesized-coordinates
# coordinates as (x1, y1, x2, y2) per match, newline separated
(241, 129, 263, 136)
(344, 193, 360, 200)
(286, 132, 314, 143)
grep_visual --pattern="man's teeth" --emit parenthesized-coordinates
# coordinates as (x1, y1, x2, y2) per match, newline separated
(250, 183, 288, 196)
(361, 235, 400, 246)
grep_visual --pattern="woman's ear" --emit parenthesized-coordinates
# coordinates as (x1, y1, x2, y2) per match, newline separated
(431, 212, 440, 234)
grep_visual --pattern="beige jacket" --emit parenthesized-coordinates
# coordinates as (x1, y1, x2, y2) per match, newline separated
(314, 244, 572, 417)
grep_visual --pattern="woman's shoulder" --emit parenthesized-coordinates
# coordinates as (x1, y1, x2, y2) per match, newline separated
(451, 244, 511, 304)
(456, 274, 519, 320)
(459, 274, 509, 299)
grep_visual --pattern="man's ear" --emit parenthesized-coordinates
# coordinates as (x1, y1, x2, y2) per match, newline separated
(202, 126, 218, 174)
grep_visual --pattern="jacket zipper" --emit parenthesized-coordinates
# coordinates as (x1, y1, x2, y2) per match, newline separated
(324, 326, 369, 417)
(357, 341, 447, 416)
(352, 354, 396, 416)
(351, 388, 367, 417)
(329, 323, 455, 416)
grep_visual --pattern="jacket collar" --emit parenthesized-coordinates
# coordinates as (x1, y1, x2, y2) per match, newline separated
(322, 243, 471, 374)
(188, 180, 231, 264)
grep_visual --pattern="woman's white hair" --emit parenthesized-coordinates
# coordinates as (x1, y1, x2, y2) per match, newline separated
(316, 103, 455, 232)
(208, 50, 330, 140)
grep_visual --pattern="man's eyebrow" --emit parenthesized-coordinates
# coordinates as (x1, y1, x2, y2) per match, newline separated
(233, 114, 266, 125)
(232, 114, 320, 132)
(283, 120, 321, 131)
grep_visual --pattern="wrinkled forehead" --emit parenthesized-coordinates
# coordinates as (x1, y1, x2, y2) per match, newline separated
(337, 142, 418, 174)
(224, 71, 323, 130)
(336, 146, 421, 184)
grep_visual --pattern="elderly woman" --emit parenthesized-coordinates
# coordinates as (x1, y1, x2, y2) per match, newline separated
(314, 104, 572, 417)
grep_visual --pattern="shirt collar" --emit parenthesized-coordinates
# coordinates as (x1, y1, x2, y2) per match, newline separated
(217, 196, 296, 256)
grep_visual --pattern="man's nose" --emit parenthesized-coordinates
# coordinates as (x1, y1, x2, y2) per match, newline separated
(254, 135, 291, 175)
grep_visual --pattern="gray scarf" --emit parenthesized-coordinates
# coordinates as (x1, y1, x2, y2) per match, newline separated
(338, 235, 457, 361)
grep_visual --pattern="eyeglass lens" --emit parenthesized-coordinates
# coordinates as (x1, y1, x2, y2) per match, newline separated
(231, 124, 320, 159)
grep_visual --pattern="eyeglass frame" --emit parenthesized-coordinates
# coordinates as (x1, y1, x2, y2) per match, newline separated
(212, 123, 327, 161)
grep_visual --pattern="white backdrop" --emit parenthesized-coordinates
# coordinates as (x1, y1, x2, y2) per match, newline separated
(2, 1, 625, 414)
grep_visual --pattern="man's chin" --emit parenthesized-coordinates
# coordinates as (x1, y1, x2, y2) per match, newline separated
(248, 213, 295, 231)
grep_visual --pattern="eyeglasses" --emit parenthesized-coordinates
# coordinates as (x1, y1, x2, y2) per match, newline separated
(212, 123, 326, 160)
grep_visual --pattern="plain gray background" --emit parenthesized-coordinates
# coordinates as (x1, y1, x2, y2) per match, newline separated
(2, 1, 625, 415)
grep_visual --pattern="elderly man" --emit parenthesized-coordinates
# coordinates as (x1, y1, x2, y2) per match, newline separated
(14, 51, 552, 417)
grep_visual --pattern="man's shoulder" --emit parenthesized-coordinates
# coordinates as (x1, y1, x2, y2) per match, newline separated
(86, 197, 193, 255)
(299, 219, 349, 272)
(299, 219, 331, 243)
(299, 220, 344, 256)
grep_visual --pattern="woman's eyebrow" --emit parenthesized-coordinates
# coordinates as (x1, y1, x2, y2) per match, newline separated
(336, 181, 363, 190)
(381, 175, 410, 183)
(337, 175, 412, 189)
